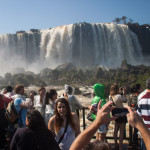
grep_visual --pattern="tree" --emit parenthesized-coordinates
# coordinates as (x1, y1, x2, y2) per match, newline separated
(121, 16, 127, 24)
(128, 19, 133, 24)
(4, 73, 12, 81)
(113, 18, 121, 24)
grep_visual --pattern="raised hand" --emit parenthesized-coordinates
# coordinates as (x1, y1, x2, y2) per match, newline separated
(95, 101, 116, 125)
(126, 106, 144, 128)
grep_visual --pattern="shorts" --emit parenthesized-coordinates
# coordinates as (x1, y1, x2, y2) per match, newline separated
(115, 116, 127, 123)
(97, 124, 108, 134)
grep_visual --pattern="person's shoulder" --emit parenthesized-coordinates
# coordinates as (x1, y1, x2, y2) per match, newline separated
(49, 115, 55, 123)
(138, 90, 148, 101)
(92, 96, 100, 103)
(14, 97, 22, 104)
(115, 94, 122, 98)
(71, 113, 78, 119)
(69, 95, 75, 99)
(16, 127, 29, 135)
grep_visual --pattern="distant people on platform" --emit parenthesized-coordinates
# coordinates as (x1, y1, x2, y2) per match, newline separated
(34, 87, 46, 118)
(90, 83, 108, 142)
(10, 110, 60, 150)
(45, 89, 58, 126)
(128, 84, 142, 148)
(48, 98, 80, 150)
(109, 83, 127, 150)
(13, 84, 33, 127)
(137, 78, 150, 150)
(64, 84, 87, 113)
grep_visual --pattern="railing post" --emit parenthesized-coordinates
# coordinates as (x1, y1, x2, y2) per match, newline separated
(76, 109, 79, 118)
(129, 124, 133, 145)
(82, 108, 86, 130)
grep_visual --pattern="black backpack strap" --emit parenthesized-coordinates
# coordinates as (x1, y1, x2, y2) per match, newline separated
(57, 119, 69, 144)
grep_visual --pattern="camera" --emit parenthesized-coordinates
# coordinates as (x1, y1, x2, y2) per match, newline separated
(112, 108, 129, 117)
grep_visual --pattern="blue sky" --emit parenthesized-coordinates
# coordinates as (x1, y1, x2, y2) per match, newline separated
(0, 0, 149, 34)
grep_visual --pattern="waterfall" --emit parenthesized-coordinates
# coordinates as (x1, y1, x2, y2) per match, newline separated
(0, 23, 143, 75)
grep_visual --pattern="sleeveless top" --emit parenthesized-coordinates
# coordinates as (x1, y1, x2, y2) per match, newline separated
(55, 124, 75, 150)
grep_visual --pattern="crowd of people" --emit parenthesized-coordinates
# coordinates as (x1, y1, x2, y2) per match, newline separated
(0, 79, 149, 150)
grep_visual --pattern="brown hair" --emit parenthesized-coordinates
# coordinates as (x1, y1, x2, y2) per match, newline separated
(110, 83, 119, 96)
(54, 98, 76, 134)
(15, 84, 24, 94)
(84, 140, 111, 150)
(38, 87, 46, 93)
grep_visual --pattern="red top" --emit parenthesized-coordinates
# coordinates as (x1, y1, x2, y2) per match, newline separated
(0, 95, 12, 109)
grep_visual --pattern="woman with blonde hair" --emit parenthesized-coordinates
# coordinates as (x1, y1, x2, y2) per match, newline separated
(109, 83, 127, 150)
(48, 98, 80, 150)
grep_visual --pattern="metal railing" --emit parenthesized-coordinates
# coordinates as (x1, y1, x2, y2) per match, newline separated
(76, 108, 139, 145)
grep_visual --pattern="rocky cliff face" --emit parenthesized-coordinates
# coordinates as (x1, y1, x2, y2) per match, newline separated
(129, 24, 150, 56)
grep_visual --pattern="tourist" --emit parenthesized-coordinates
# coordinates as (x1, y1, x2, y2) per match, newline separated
(13, 84, 33, 127)
(90, 83, 108, 141)
(26, 91, 37, 111)
(10, 110, 60, 150)
(48, 98, 80, 150)
(34, 87, 46, 118)
(64, 84, 86, 113)
(109, 83, 127, 150)
(128, 84, 142, 110)
(0, 94, 13, 149)
(45, 89, 57, 126)
(126, 106, 150, 150)
(4, 86, 14, 98)
(128, 84, 142, 147)
(137, 78, 150, 150)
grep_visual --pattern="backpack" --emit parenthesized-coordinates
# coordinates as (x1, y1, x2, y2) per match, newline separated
(5, 100, 21, 124)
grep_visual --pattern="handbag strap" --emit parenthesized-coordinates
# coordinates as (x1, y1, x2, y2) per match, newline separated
(58, 119, 69, 144)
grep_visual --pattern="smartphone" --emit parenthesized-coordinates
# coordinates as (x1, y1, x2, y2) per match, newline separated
(112, 108, 129, 117)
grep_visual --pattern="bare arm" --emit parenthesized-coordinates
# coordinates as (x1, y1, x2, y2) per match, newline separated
(72, 113, 81, 137)
(126, 106, 150, 150)
(48, 116, 56, 137)
(70, 101, 115, 150)
(20, 98, 33, 108)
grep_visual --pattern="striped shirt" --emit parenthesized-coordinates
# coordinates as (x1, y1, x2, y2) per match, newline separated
(137, 90, 150, 129)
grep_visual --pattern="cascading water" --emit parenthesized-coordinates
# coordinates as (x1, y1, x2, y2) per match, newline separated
(0, 22, 143, 76)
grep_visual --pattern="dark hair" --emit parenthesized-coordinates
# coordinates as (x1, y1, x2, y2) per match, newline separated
(38, 87, 46, 93)
(26, 110, 46, 130)
(15, 84, 24, 94)
(45, 89, 57, 104)
(84, 140, 111, 150)
(49, 89, 57, 99)
(146, 78, 150, 90)
(29, 91, 37, 95)
(131, 84, 141, 93)
(54, 98, 75, 133)
(6, 86, 13, 92)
